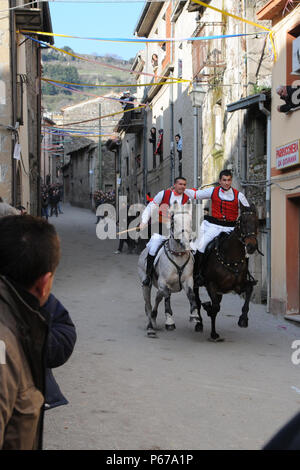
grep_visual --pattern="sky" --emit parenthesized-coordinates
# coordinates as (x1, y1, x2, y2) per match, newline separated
(49, 1, 146, 60)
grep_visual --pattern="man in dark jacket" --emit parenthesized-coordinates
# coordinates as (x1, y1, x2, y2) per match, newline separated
(41, 294, 76, 409)
(0, 215, 60, 450)
(276, 85, 300, 113)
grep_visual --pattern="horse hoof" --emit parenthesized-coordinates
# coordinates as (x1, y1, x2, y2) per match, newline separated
(195, 323, 203, 333)
(238, 318, 248, 328)
(189, 315, 199, 322)
(208, 336, 224, 343)
(147, 330, 157, 338)
(165, 324, 176, 331)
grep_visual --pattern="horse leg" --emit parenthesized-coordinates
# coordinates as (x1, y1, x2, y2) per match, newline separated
(164, 290, 176, 331)
(151, 290, 164, 330)
(238, 281, 253, 328)
(193, 287, 204, 332)
(182, 281, 203, 332)
(202, 283, 223, 342)
(142, 285, 156, 338)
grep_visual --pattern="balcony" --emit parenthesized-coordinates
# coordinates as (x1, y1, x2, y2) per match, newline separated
(115, 108, 144, 134)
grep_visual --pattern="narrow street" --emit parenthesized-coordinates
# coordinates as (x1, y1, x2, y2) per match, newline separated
(44, 204, 300, 450)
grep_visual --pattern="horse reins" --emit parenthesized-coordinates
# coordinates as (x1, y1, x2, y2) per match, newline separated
(164, 241, 191, 290)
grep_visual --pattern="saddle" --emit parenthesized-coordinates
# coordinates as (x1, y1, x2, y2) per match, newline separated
(203, 232, 230, 266)
(154, 242, 167, 267)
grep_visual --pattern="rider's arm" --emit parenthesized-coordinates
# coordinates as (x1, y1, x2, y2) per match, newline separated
(238, 192, 250, 207)
(184, 187, 214, 200)
(141, 191, 164, 225)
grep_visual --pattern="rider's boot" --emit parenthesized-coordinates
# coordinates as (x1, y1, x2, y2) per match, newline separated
(193, 251, 205, 287)
(142, 254, 156, 286)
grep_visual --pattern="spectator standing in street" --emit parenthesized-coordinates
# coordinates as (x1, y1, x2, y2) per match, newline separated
(49, 188, 60, 217)
(41, 191, 49, 220)
(0, 215, 60, 449)
(57, 184, 64, 215)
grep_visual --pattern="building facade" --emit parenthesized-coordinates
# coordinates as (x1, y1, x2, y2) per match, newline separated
(61, 95, 121, 208)
(0, 0, 53, 214)
(257, 0, 300, 316)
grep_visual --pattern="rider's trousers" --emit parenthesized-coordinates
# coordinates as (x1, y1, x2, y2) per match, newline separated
(190, 219, 234, 253)
(146, 233, 167, 256)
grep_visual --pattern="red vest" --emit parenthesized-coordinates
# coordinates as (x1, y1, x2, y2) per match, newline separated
(159, 189, 189, 223)
(211, 186, 239, 222)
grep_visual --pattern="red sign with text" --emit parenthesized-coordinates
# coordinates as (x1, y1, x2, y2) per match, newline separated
(276, 140, 300, 169)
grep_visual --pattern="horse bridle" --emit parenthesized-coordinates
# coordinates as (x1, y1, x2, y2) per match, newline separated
(235, 211, 257, 242)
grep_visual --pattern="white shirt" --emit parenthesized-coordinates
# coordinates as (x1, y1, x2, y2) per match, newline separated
(0, 203, 20, 217)
(185, 187, 249, 207)
(141, 190, 190, 224)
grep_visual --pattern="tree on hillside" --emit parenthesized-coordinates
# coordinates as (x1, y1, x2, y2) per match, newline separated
(62, 46, 76, 60)
(42, 64, 80, 95)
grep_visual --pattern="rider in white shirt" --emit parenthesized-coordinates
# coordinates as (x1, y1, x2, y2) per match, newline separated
(139, 177, 191, 286)
(185, 169, 250, 287)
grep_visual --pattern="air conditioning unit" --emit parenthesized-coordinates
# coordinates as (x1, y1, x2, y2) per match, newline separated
(292, 35, 300, 75)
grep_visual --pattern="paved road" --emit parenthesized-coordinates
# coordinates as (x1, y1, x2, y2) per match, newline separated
(44, 204, 300, 450)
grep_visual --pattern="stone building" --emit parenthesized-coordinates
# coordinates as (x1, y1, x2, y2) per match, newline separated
(61, 95, 121, 209)
(62, 137, 97, 209)
(41, 115, 64, 186)
(0, 1, 53, 214)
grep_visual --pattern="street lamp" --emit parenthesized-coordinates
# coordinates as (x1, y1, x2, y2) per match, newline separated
(190, 82, 206, 241)
(190, 82, 206, 190)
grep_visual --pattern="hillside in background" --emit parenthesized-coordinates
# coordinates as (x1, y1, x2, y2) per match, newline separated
(42, 47, 136, 112)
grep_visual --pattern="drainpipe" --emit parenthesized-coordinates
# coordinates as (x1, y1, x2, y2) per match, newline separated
(142, 95, 148, 205)
(170, 0, 175, 185)
(259, 101, 271, 313)
(10, 1, 17, 206)
(193, 106, 199, 189)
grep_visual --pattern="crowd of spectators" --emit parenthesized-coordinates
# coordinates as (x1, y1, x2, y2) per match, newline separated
(93, 189, 116, 208)
(41, 184, 64, 220)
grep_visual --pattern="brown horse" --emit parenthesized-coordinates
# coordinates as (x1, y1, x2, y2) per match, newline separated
(194, 204, 260, 341)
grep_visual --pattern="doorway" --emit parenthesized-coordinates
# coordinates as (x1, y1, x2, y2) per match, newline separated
(286, 194, 300, 314)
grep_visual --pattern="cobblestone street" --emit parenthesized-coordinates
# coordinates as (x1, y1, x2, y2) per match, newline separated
(44, 204, 300, 450)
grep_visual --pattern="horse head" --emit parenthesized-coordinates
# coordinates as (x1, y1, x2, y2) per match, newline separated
(237, 203, 258, 254)
(169, 200, 193, 251)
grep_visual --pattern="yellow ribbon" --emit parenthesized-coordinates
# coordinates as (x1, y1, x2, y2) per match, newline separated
(191, 0, 277, 61)
(41, 102, 148, 126)
(19, 31, 187, 83)
(42, 77, 188, 89)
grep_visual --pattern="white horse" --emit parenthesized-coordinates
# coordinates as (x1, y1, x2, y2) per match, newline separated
(138, 201, 201, 338)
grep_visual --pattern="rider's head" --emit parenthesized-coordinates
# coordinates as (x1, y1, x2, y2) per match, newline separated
(219, 170, 232, 191)
(173, 177, 187, 194)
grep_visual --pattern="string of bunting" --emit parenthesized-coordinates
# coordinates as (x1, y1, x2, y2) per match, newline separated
(40, 95, 148, 126)
(42, 76, 186, 89)
(20, 29, 267, 43)
(21, 34, 187, 83)
(42, 129, 116, 138)
(191, 0, 277, 61)
(42, 77, 147, 106)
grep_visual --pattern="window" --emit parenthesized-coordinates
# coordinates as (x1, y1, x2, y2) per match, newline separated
(287, 24, 300, 85)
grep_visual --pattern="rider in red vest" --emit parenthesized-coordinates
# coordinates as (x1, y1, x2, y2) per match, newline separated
(139, 177, 190, 286)
(185, 169, 250, 287)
